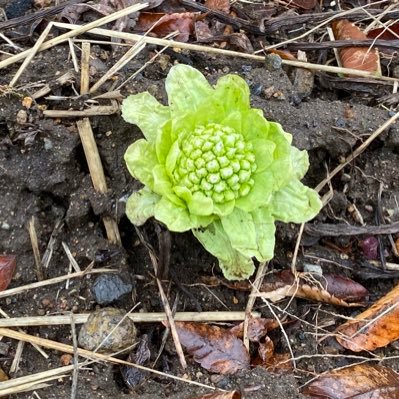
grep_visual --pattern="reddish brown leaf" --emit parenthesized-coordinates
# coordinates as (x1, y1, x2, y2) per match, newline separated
(174, 322, 250, 374)
(368, 23, 399, 40)
(268, 49, 298, 61)
(281, 0, 316, 9)
(191, 391, 241, 399)
(204, 0, 230, 13)
(0, 255, 16, 291)
(195, 21, 213, 41)
(302, 364, 399, 398)
(230, 317, 278, 342)
(258, 336, 274, 363)
(136, 12, 196, 42)
(332, 19, 380, 74)
(336, 283, 399, 352)
(260, 270, 368, 307)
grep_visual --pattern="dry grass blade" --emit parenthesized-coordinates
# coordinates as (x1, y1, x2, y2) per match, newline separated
(0, 267, 116, 299)
(28, 216, 44, 281)
(44, 103, 119, 118)
(9, 22, 53, 87)
(0, 311, 258, 328)
(0, 328, 218, 392)
(76, 118, 121, 245)
(0, 3, 149, 70)
(80, 42, 91, 95)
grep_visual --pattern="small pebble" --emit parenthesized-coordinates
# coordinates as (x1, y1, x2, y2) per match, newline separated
(16, 110, 28, 125)
(1, 222, 10, 230)
(91, 274, 133, 305)
(78, 307, 137, 353)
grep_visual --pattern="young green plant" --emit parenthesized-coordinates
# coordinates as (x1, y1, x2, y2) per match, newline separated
(122, 64, 321, 280)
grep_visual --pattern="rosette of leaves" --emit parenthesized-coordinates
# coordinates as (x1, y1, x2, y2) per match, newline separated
(122, 64, 321, 280)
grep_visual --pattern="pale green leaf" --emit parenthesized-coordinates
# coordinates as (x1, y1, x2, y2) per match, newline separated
(290, 146, 309, 179)
(152, 165, 185, 206)
(251, 207, 276, 261)
(220, 207, 262, 259)
(271, 179, 322, 223)
(121, 92, 170, 142)
(235, 170, 274, 212)
(154, 197, 193, 232)
(124, 139, 158, 190)
(193, 221, 255, 280)
(125, 188, 160, 226)
(214, 74, 250, 112)
(165, 64, 213, 116)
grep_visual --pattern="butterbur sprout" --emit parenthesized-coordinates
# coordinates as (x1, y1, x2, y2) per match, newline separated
(122, 64, 322, 280)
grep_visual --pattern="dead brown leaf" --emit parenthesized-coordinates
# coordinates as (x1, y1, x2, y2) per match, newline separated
(336, 283, 399, 351)
(136, 12, 197, 42)
(302, 364, 399, 398)
(281, 0, 317, 9)
(230, 317, 278, 342)
(260, 270, 368, 307)
(0, 255, 16, 291)
(174, 322, 250, 374)
(332, 19, 380, 74)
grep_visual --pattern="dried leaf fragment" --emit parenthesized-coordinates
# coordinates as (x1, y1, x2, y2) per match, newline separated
(302, 363, 399, 398)
(136, 12, 197, 42)
(332, 19, 380, 74)
(204, 0, 230, 13)
(174, 322, 250, 374)
(0, 255, 16, 291)
(336, 282, 399, 351)
(259, 270, 368, 307)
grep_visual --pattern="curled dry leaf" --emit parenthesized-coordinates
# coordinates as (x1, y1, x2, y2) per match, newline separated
(302, 363, 399, 398)
(336, 282, 399, 351)
(259, 270, 368, 307)
(121, 334, 151, 389)
(230, 317, 279, 342)
(191, 391, 241, 399)
(136, 12, 197, 42)
(0, 255, 16, 291)
(173, 321, 250, 374)
(332, 19, 380, 74)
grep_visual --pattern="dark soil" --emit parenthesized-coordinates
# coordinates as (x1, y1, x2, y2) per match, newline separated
(1, 2, 399, 398)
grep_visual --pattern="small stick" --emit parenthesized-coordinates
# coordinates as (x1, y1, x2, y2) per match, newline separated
(52, 22, 399, 83)
(89, 41, 146, 93)
(43, 104, 119, 118)
(62, 242, 81, 273)
(76, 118, 121, 244)
(0, 3, 149, 70)
(28, 216, 44, 281)
(32, 70, 75, 100)
(70, 314, 79, 399)
(0, 308, 48, 359)
(9, 341, 24, 374)
(68, 39, 79, 73)
(0, 363, 79, 394)
(136, 227, 187, 369)
(0, 327, 218, 392)
(243, 261, 268, 350)
(0, 311, 258, 328)
(10, 22, 53, 87)
(80, 42, 91, 95)
(0, 267, 117, 299)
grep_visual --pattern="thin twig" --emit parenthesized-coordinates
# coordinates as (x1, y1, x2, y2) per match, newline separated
(243, 261, 268, 350)
(70, 314, 79, 399)
(0, 267, 117, 299)
(28, 216, 44, 281)
(10, 22, 53, 87)
(76, 118, 121, 245)
(0, 3, 149, 70)
(0, 311, 259, 328)
(0, 328, 218, 392)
